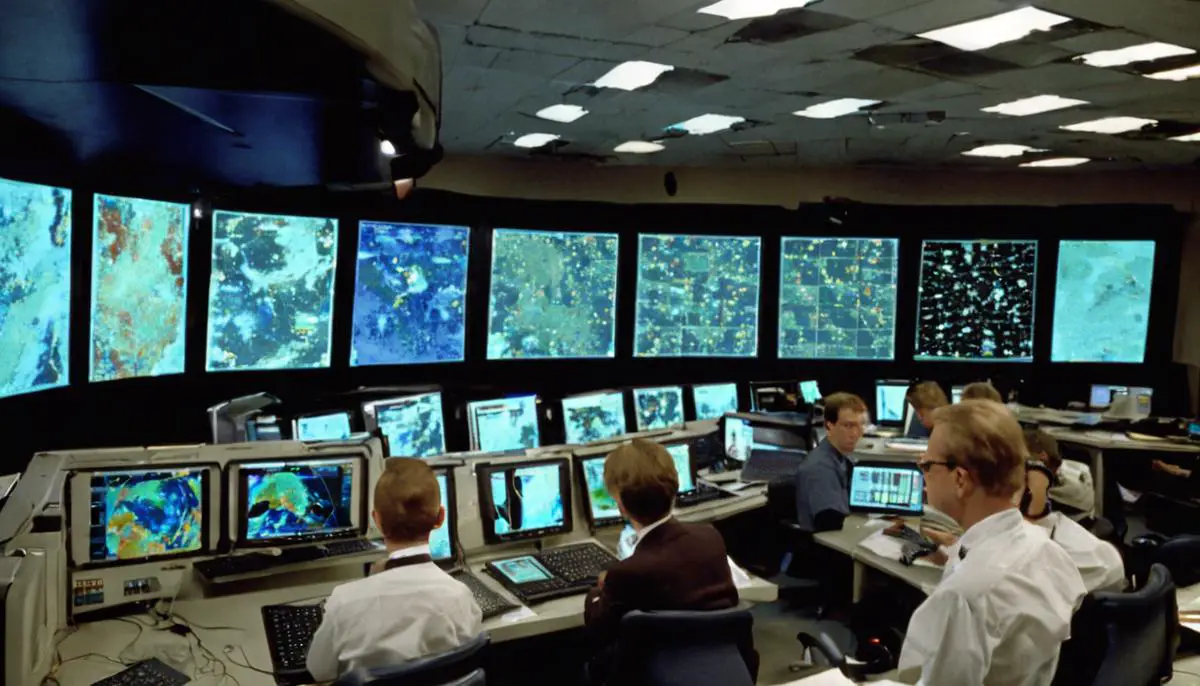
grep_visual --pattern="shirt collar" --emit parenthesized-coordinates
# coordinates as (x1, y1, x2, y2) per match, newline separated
(631, 515, 673, 551)
(957, 508, 1023, 559)
(387, 544, 431, 560)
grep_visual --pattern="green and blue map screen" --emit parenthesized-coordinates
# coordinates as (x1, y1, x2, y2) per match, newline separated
(242, 459, 356, 542)
(431, 473, 452, 561)
(561, 391, 627, 444)
(375, 392, 446, 458)
(487, 463, 565, 538)
(89, 467, 206, 562)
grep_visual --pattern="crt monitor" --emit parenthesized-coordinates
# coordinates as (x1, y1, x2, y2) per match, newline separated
(750, 380, 799, 412)
(848, 462, 924, 516)
(577, 454, 622, 528)
(874, 380, 910, 426)
(722, 416, 754, 464)
(798, 381, 821, 405)
(293, 411, 353, 441)
(1089, 384, 1153, 408)
(691, 383, 739, 420)
(632, 386, 685, 431)
(467, 394, 541, 453)
(68, 464, 222, 567)
(561, 391, 628, 444)
(1189, 419, 1200, 443)
(476, 458, 572, 544)
(232, 455, 365, 547)
(362, 392, 447, 458)
(247, 415, 282, 441)
(430, 469, 456, 562)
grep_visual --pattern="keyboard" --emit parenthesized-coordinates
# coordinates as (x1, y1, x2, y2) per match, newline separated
(92, 658, 189, 686)
(262, 603, 324, 675)
(536, 542, 618, 585)
(194, 539, 382, 581)
(740, 450, 805, 483)
(678, 482, 734, 507)
(451, 570, 519, 619)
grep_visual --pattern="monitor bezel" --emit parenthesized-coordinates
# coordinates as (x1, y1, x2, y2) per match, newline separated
(719, 415, 754, 465)
(430, 467, 458, 565)
(229, 454, 367, 549)
(67, 462, 222, 569)
(630, 385, 687, 432)
(690, 382, 741, 420)
(874, 379, 911, 427)
(848, 461, 925, 517)
(466, 394, 542, 453)
(291, 410, 355, 442)
(476, 457, 574, 545)
(560, 390, 629, 445)
(574, 454, 624, 530)
(362, 392, 448, 458)
(748, 379, 800, 412)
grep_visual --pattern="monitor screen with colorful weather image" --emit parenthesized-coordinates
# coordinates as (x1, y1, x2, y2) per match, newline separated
(88, 467, 206, 563)
(241, 459, 356, 542)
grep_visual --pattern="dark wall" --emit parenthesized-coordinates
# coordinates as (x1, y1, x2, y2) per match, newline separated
(4, 184, 1188, 469)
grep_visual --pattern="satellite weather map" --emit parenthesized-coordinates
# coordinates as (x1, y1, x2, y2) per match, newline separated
(666, 444, 696, 493)
(244, 461, 354, 541)
(430, 474, 452, 560)
(352, 222, 469, 366)
(91, 469, 204, 562)
(489, 464, 564, 535)
(470, 396, 540, 452)
(91, 195, 189, 382)
(0, 177, 71, 399)
(562, 392, 627, 444)
(1052, 240, 1156, 363)
(916, 240, 1037, 361)
(634, 386, 684, 431)
(779, 237, 898, 360)
(635, 234, 761, 357)
(207, 210, 337, 372)
(693, 383, 738, 420)
(488, 229, 619, 359)
(294, 412, 352, 441)
(376, 393, 446, 458)
(581, 458, 620, 521)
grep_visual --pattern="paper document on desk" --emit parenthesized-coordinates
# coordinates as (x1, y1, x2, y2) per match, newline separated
(728, 558, 753, 589)
(780, 670, 906, 685)
(857, 531, 941, 569)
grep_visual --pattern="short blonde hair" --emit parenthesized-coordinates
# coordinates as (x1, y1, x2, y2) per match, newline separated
(374, 458, 441, 541)
(907, 381, 949, 411)
(604, 439, 678, 523)
(961, 382, 1002, 403)
(931, 400, 1026, 498)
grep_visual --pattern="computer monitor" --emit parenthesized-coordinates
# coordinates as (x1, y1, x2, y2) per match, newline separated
(691, 383, 739, 420)
(663, 442, 697, 495)
(1089, 384, 1154, 408)
(874, 380, 910, 426)
(561, 391, 628, 444)
(848, 462, 924, 516)
(246, 415, 282, 441)
(293, 411, 353, 442)
(430, 469, 456, 562)
(467, 395, 541, 453)
(67, 464, 222, 567)
(577, 454, 622, 529)
(1189, 419, 1200, 443)
(231, 455, 365, 547)
(362, 392, 447, 458)
(951, 386, 965, 404)
(749, 380, 799, 412)
(632, 386, 685, 431)
(476, 458, 572, 544)
(798, 381, 822, 405)
(722, 416, 754, 464)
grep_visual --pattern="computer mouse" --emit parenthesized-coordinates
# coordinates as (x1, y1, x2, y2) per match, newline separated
(860, 441, 875, 450)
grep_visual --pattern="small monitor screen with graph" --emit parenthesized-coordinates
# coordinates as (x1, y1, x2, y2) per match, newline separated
(874, 380, 910, 426)
(477, 458, 572, 544)
(848, 463, 924, 516)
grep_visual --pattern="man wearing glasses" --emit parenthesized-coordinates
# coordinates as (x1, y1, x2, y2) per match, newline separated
(897, 400, 1086, 686)
(794, 392, 868, 533)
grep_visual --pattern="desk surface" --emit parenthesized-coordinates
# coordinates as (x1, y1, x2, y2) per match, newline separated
(1046, 427, 1200, 454)
(814, 515, 942, 596)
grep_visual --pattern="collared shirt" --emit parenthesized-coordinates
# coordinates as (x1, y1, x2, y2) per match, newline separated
(793, 439, 851, 532)
(898, 508, 1086, 686)
(631, 515, 673, 551)
(1034, 511, 1126, 593)
(306, 544, 483, 682)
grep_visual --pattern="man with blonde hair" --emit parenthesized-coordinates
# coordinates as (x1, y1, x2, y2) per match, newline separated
(905, 381, 948, 439)
(898, 401, 1086, 686)
(961, 381, 1003, 403)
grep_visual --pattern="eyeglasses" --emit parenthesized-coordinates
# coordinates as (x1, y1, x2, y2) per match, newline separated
(917, 459, 956, 474)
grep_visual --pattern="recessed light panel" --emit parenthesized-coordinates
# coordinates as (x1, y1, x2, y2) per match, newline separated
(1020, 157, 1090, 168)
(536, 104, 589, 123)
(982, 95, 1088, 117)
(670, 114, 746, 135)
(962, 144, 1047, 158)
(1169, 132, 1200, 142)
(697, 0, 820, 20)
(793, 98, 881, 119)
(593, 61, 675, 91)
(1060, 117, 1157, 134)
(1145, 64, 1200, 82)
(614, 141, 666, 154)
(1076, 42, 1195, 68)
(513, 133, 560, 149)
(918, 7, 1072, 52)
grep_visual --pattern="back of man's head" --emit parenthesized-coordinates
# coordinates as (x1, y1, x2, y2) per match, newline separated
(961, 382, 1003, 403)
(1023, 429, 1062, 473)
(604, 439, 678, 526)
(932, 400, 1026, 499)
(907, 381, 949, 411)
(374, 458, 442, 543)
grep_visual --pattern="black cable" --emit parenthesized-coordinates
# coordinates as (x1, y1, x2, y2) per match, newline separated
(222, 644, 278, 676)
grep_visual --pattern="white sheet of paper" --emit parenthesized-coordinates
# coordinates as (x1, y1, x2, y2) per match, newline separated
(857, 530, 941, 568)
(498, 606, 537, 623)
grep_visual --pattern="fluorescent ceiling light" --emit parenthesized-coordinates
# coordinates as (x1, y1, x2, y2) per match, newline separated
(614, 141, 665, 154)
(918, 7, 1071, 52)
(593, 61, 674, 91)
(961, 144, 1047, 158)
(670, 114, 745, 135)
(379, 139, 396, 156)
(1145, 64, 1200, 81)
(1060, 116, 1157, 134)
(536, 104, 588, 123)
(982, 94, 1087, 116)
(1020, 157, 1090, 168)
(697, 0, 820, 21)
(1076, 42, 1194, 68)
(793, 98, 881, 119)
(1169, 132, 1200, 142)
(513, 133, 560, 149)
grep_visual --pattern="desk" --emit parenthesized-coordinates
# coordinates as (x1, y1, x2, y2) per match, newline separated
(1182, 583, 1200, 635)
(814, 515, 942, 603)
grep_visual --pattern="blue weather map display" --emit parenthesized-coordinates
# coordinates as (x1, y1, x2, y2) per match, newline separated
(665, 444, 695, 493)
(0, 177, 71, 399)
(634, 386, 684, 431)
(488, 464, 565, 536)
(244, 461, 354, 541)
(376, 393, 446, 458)
(1052, 240, 1155, 363)
(581, 458, 620, 522)
(351, 222, 469, 366)
(779, 237, 898, 360)
(469, 395, 540, 452)
(488, 229, 619, 359)
(562, 392, 627, 444)
(915, 240, 1037, 361)
(207, 210, 337, 371)
(693, 383, 738, 420)
(91, 194, 189, 382)
(430, 474, 452, 561)
(635, 234, 761, 357)
(90, 469, 204, 562)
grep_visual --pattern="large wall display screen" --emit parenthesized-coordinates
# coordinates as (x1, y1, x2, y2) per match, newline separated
(1051, 240, 1155, 363)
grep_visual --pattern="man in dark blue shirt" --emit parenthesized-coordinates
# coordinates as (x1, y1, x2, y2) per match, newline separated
(794, 392, 868, 532)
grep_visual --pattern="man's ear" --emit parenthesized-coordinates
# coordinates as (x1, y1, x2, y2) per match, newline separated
(372, 509, 382, 533)
(434, 506, 446, 529)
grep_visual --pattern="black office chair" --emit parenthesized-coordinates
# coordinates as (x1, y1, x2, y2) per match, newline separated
(766, 479, 826, 616)
(333, 633, 490, 686)
(609, 607, 757, 686)
(1128, 533, 1200, 588)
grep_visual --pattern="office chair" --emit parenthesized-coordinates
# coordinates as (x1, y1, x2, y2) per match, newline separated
(333, 633, 490, 686)
(609, 607, 757, 686)
(1129, 533, 1200, 588)
(766, 480, 826, 617)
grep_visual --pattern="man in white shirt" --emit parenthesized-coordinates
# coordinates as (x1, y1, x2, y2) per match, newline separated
(898, 400, 1087, 686)
(306, 459, 482, 682)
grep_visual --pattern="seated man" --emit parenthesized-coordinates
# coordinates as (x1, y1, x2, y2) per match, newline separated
(307, 459, 482, 681)
(794, 392, 867, 532)
(904, 381, 948, 439)
(1150, 457, 1200, 499)
(961, 381, 1003, 403)
(1026, 429, 1095, 520)
(898, 400, 1086, 685)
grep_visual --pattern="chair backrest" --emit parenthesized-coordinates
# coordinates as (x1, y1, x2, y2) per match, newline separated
(1156, 534, 1200, 588)
(613, 607, 756, 686)
(333, 633, 490, 686)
